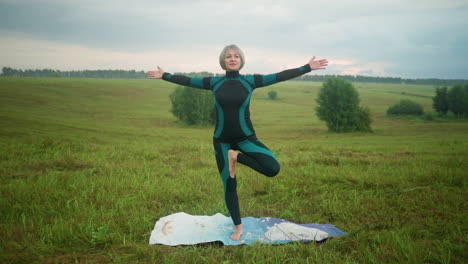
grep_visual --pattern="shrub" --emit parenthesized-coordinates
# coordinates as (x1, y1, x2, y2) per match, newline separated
(169, 86, 215, 125)
(423, 112, 434, 121)
(387, 99, 424, 115)
(268, 90, 278, 100)
(316, 78, 372, 132)
(355, 106, 373, 132)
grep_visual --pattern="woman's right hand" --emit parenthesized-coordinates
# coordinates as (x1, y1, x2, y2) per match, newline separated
(147, 66, 165, 79)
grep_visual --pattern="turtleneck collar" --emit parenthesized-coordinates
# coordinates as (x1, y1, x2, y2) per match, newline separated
(225, 70, 240, 78)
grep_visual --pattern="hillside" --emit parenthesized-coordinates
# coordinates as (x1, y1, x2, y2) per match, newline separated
(0, 77, 466, 263)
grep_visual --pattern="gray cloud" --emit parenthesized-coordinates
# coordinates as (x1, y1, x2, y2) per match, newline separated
(1, 0, 467, 78)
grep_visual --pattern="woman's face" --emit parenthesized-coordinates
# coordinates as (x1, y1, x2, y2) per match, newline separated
(224, 49, 241, 71)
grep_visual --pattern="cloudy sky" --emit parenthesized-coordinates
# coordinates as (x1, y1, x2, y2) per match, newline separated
(1, 0, 467, 79)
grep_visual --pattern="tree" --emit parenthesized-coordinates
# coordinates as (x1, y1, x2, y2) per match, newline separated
(432, 87, 449, 115)
(169, 86, 215, 125)
(463, 84, 468, 115)
(1, 67, 14, 76)
(268, 90, 278, 100)
(447, 85, 468, 118)
(387, 99, 424, 115)
(316, 78, 372, 132)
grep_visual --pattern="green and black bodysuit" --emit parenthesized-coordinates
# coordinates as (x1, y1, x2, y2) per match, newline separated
(162, 64, 312, 225)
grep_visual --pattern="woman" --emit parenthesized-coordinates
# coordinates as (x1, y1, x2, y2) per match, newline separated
(147, 45, 328, 240)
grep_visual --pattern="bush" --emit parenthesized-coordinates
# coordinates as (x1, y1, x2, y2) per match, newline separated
(268, 90, 278, 100)
(387, 99, 424, 115)
(316, 78, 372, 132)
(423, 112, 434, 121)
(355, 106, 373, 132)
(169, 86, 215, 125)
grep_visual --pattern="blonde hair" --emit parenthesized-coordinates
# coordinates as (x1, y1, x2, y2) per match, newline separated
(219, 44, 245, 71)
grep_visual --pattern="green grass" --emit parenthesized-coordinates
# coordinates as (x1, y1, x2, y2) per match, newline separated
(0, 77, 467, 263)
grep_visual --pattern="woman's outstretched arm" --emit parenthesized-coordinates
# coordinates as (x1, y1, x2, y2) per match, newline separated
(147, 66, 165, 79)
(309, 56, 328, 70)
(147, 66, 212, 90)
(253, 56, 328, 88)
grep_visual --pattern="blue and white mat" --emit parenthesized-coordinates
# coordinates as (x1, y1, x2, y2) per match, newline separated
(149, 212, 346, 246)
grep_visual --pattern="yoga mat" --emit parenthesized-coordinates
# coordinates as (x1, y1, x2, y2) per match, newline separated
(149, 212, 346, 246)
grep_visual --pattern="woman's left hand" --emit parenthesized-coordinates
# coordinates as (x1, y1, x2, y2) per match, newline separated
(309, 56, 328, 70)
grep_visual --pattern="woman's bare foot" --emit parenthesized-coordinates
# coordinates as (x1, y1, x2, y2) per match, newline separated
(228, 150, 238, 178)
(230, 224, 243, 240)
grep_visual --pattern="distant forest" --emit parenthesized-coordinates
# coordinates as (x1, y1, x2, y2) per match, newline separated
(1, 66, 467, 86)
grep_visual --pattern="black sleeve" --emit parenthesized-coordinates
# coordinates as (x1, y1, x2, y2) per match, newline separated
(253, 64, 312, 88)
(162, 72, 211, 90)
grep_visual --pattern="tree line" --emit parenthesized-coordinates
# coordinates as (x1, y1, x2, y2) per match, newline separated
(2, 67, 467, 86)
(1, 67, 148, 79)
(297, 74, 468, 86)
(433, 84, 468, 118)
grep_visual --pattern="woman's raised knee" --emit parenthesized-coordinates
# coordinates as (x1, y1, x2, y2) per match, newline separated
(264, 162, 280, 177)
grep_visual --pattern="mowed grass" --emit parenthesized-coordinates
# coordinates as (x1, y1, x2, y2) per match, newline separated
(0, 77, 467, 263)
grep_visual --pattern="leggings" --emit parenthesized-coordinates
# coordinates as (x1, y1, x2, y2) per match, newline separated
(213, 136, 280, 225)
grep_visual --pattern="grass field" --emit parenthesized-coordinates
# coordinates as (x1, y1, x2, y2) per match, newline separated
(0, 77, 467, 263)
